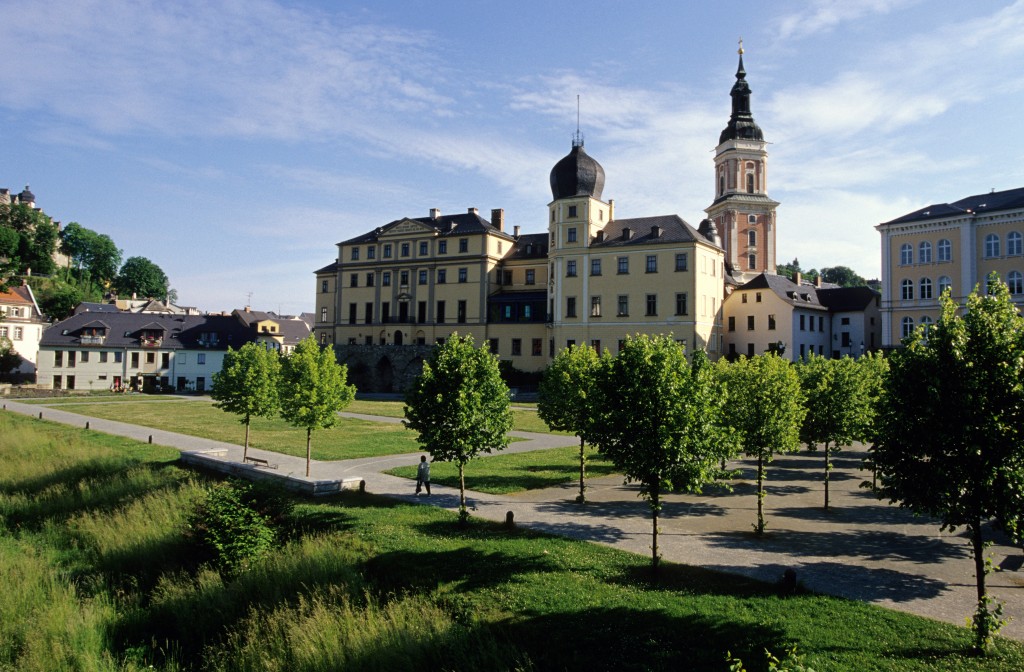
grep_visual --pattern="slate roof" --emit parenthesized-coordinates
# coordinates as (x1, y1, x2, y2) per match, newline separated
(339, 210, 510, 246)
(505, 233, 549, 260)
(40, 312, 252, 351)
(74, 302, 120, 314)
(817, 286, 880, 312)
(590, 215, 718, 249)
(550, 140, 606, 201)
(738, 273, 828, 312)
(880, 186, 1024, 226)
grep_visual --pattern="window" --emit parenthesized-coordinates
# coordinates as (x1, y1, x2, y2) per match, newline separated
(742, 294, 748, 303)
(512, 339, 522, 356)
(501, 270, 512, 285)
(747, 254, 756, 270)
(351, 247, 359, 260)
(675, 293, 688, 315)
(747, 315, 755, 330)
(321, 307, 328, 322)
(748, 214, 757, 224)
(567, 227, 577, 243)
(349, 303, 357, 324)
(525, 269, 535, 285)
(54, 350, 63, 367)
(756, 292, 762, 303)
(1009, 270, 1023, 295)
(938, 275, 952, 295)
(568, 205, 577, 218)
(532, 338, 542, 356)
(197, 353, 206, 366)
(1009, 231, 1023, 256)
(675, 253, 687, 271)
(418, 270, 428, 285)
(99, 351, 108, 363)
(400, 271, 410, 285)
(401, 242, 410, 257)
(437, 269, 446, 284)
(809, 315, 815, 331)
(985, 233, 1000, 258)
(900, 243, 912, 265)
(418, 301, 427, 323)
(383, 243, 392, 258)
(901, 279, 914, 300)
(114, 351, 123, 363)
(920, 316, 934, 337)
(799, 314, 806, 331)
(566, 260, 577, 277)
(350, 273, 358, 288)
(0, 326, 6, 338)
(365, 302, 373, 324)
(938, 238, 952, 262)
(591, 258, 602, 276)
(80, 350, 89, 363)
(459, 238, 468, 253)
(366, 272, 375, 287)
(766, 314, 776, 331)
(901, 316, 915, 339)
(566, 297, 577, 318)
(618, 257, 629, 274)
(646, 255, 657, 273)
(438, 240, 448, 254)
(591, 296, 601, 317)
(436, 301, 446, 323)
(645, 294, 657, 316)
(617, 295, 628, 316)
(321, 280, 329, 293)
(728, 316, 735, 332)
(131, 352, 139, 368)
(920, 277, 933, 300)
(13, 327, 22, 340)
(419, 241, 428, 256)
(918, 241, 932, 264)
(382, 271, 391, 286)
(746, 173, 754, 193)
(457, 300, 467, 323)
(591, 339, 601, 352)
(367, 247, 375, 259)
(748, 230, 756, 246)
(458, 268, 468, 283)
(162, 353, 170, 368)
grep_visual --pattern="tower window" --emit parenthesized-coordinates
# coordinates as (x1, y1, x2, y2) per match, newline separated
(748, 230, 756, 246)
(746, 173, 755, 193)
(719, 176, 725, 195)
(748, 214, 756, 224)
(568, 205, 578, 218)
(567, 227, 577, 243)
(747, 253, 756, 270)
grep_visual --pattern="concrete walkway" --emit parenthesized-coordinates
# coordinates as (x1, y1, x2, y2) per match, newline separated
(3, 398, 1022, 641)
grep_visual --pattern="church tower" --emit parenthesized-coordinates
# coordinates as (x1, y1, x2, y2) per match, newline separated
(705, 42, 778, 281)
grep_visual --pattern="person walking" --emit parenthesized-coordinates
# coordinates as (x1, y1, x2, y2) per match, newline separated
(415, 455, 431, 495)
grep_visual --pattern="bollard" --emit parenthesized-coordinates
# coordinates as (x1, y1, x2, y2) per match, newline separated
(359, 479, 366, 493)
(86, 421, 90, 430)
(505, 510, 515, 529)
(148, 435, 153, 444)
(39, 412, 43, 419)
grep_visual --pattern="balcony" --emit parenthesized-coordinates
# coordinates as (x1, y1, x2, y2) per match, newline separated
(80, 335, 106, 345)
(140, 338, 163, 348)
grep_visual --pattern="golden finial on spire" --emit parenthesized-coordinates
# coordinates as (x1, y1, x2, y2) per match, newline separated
(738, 37, 744, 55)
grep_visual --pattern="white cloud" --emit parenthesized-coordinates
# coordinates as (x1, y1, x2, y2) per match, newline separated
(775, 0, 921, 40)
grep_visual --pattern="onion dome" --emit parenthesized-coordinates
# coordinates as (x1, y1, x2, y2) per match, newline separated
(18, 185, 35, 204)
(698, 218, 723, 248)
(549, 137, 605, 201)
(719, 43, 764, 144)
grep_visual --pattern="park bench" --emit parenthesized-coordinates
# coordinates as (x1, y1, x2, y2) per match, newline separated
(244, 455, 278, 469)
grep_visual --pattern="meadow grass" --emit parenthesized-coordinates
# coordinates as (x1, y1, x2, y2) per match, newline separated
(3, 411, 1024, 671)
(386, 444, 614, 494)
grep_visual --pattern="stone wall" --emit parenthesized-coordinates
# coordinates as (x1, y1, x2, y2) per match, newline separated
(333, 344, 433, 394)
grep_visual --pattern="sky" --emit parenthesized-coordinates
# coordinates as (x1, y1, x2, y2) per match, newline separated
(3, 0, 1024, 314)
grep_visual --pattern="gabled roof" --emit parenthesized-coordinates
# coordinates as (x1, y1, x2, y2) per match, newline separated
(880, 186, 1024, 226)
(505, 233, 549, 260)
(40, 312, 252, 351)
(590, 215, 718, 249)
(817, 286, 880, 312)
(74, 302, 120, 314)
(0, 286, 33, 306)
(339, 210, 510, 246)
(738, 273, 828, 312)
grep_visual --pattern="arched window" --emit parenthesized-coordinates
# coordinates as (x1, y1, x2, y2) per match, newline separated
(746, 173, 754, 193)
(918, 241, 932, 264)
(901, 279, 914, 300)
(1008, 270, 1023, 295)
(919, 277, 933, 300)
(937, 238, 952, 262)
(986, 274, 998, 294)
(938, 275, 952, 296)
(1008, 231, 1023, 256)
(747, 253, 756, 270)
(719, 175, 725, 195)
(900, 243, 913, 265)
(985, 233, 1000, 258)
(920, 315, 934, 338)
(747, 230, 756, 246)
(901, 316, 915, 339)
(748, 214, 757, 224)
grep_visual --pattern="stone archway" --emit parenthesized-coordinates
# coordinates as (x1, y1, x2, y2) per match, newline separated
(394, 331, 404, 346)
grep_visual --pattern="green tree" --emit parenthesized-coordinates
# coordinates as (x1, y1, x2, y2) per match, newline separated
(36, 283, 83, 321)
(537, 344, 606, 503)
(0, 337, 22, 377)
(857, 351, 890, 491)
(776, 257, 802, 281)
(797, 354, 871, 510)
(278, 336, 355, 477)
(717, 354, 806, 535)
(0, 225, 20, 290)
(591, 337, 731, 571)
(404, 334, 513, 522)
(874, 277, 1024, 653)
(820, 265, 867, 288)
(115, 256, 169, 299)
(211, 343, 281, 461)
(2, 204, 59, 277)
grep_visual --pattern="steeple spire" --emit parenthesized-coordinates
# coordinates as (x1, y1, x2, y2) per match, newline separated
(719, 39, 763, 144)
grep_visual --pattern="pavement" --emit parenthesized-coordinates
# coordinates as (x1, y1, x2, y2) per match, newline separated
(3, 397, 1023, 641)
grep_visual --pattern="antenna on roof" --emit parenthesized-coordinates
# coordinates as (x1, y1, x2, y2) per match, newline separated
(572, 94, 584, 147)
(246, 291, 253, 306)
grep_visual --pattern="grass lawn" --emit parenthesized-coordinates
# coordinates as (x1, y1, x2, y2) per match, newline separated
(2, 410, 1022, 671)
(345, 399, 567, 435)
(386, 445, 614, 494)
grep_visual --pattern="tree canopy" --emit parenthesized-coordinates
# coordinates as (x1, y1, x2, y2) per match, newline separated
(404, 334, 513, 521)
(115, 256, 169, 299)
(61, 222, 122, 287)
(875, 276, 1024, 652)
(0, 203, 59, 281)
(211, 343, 281, 460)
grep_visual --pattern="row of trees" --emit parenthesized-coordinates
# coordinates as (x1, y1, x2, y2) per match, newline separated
(776, 257, 870, 288)
(210, 337, 356, 477)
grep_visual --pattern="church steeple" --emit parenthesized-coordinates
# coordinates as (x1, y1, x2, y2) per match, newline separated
(719, 39, 764, 144)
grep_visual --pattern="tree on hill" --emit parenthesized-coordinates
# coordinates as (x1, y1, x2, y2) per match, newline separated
(36, 283, 83, 321)
(591, 338, 732, 572)
(404, 334, 513, 523)
(115, 256, 169, 299)
(874, 276, 1024, 653)
(1, 203, 59, 277)
(717, 354, 806, 535)
(538, 344, 607, 503)
(278, 336, 355, 477)
(211, 343, 281, 461)
(61, 222, 122, 288)
(820, 265, 867, 288)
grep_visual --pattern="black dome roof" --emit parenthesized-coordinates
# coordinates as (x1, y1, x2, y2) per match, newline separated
(719, 53, 764, 144)
(549, 140, 605, 201)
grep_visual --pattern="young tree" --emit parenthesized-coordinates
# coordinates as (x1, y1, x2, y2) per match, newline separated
(875, 277, 1024, 653)
(278, 336, 355, 477)
(857, 351, 890, 491)
(590, 337, 731, 572)
(115, 256, 169, 299)
(404, 334, 513, 522)
(0, 337, 22, 377)
(717, 354, 806, 535)
(797, 354, 872, 510)
(537, 344, 606, 503)
(211, 343, 281, 461)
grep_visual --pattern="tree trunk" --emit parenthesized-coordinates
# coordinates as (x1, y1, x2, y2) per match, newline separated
(824, 441, 831, 511)
(577, 437, 586, 503)
(459, 461, 467, 515)
(243, 417, 250, 461)
(756, 453, 766, 535)
(651, 488, 660, 574)
(971, 518, 989, 650)
(305, 427, 312, 478)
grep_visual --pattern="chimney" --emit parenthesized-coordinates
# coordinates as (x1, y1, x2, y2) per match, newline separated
(794, 272, 802, 286)
(815, 274, 822, 288)
(491, 208, 504, 231)
(621, 227, 631, 240)
(513, 225, 521, 238)
(468, 207, 478, 215)
(429, 208, 441, 219)
(651, 225, 662, 238)
(609, 199, 615, 221)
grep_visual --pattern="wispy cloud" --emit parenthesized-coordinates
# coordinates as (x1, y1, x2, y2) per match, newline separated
(775, 0, 922, 40)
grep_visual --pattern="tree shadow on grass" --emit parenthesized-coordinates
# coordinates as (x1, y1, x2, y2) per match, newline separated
(728, 482, 813, 497)
(364, 546, 559, 595)
(771, 502, 915, 526)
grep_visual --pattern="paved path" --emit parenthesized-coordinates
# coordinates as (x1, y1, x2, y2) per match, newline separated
(3, 398, 1023, 641)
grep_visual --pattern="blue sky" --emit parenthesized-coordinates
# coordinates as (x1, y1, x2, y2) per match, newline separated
(3, 0, 1023, 313)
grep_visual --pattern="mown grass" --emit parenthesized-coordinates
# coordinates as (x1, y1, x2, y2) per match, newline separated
(345, 399, 566, 435)
(386, 445, 614, 494)
(3, 411, 1024, 671)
